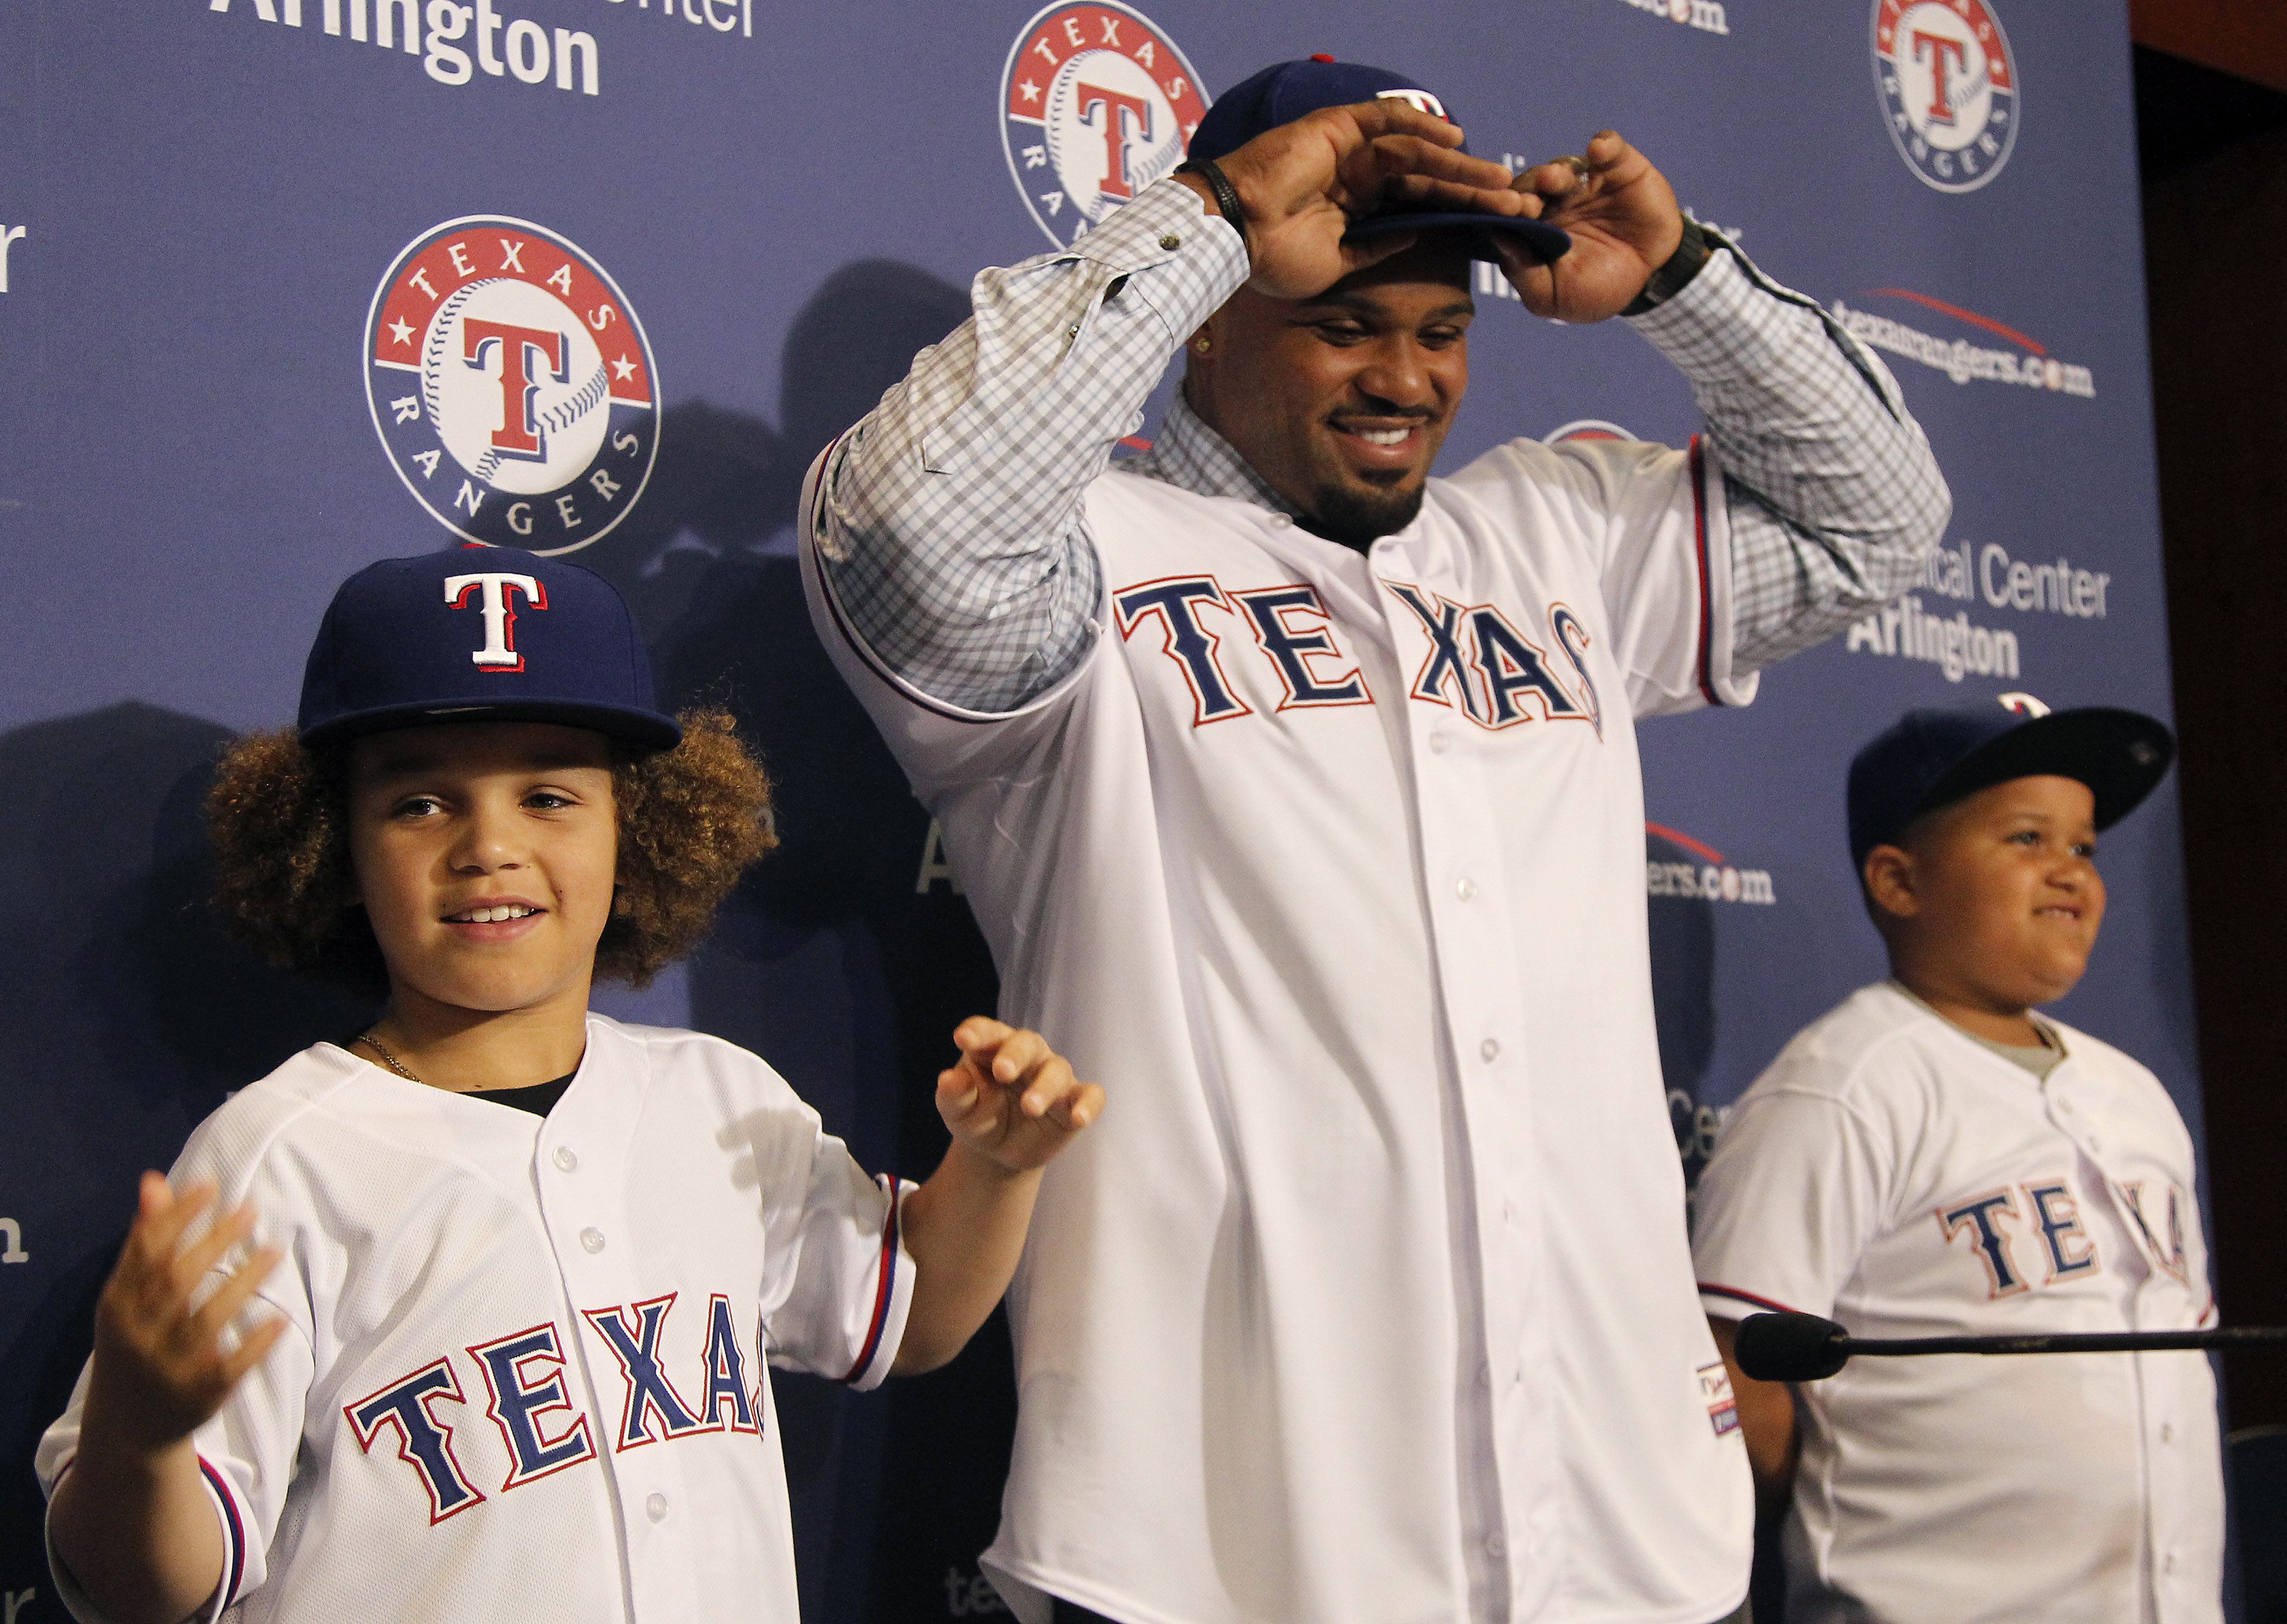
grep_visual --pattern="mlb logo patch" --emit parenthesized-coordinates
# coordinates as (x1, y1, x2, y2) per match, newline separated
(1699, 1360, 1741, 1437)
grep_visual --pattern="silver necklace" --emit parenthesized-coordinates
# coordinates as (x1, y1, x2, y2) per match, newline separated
(356, 1030, 422, 1085)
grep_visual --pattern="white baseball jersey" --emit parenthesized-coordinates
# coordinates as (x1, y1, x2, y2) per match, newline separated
(1692, 983, 2223, 1624)
(805, 436, 1756, 1624)
(37, 1014, 914, 1624)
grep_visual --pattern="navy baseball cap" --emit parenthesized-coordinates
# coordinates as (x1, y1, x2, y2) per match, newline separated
(297, 546, 680, 753)
(1189, 57, 1572, 267)
(1846, 701, 2174, 869)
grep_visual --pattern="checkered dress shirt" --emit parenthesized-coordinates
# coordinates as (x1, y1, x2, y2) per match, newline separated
(814, 181, 1948, 714)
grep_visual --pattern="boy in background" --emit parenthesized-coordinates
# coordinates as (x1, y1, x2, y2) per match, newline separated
(38, 547, 1100, 1623)
(1692, 701, 2223, 1623)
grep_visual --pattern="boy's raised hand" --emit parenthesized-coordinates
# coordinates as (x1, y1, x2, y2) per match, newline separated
(936, 1017, 1102, 1174)
(85, 1174, 287, 1453)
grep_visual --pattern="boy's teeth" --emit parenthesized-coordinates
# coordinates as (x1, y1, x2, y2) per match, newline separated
(1357, 427, 1409, 446)
(455, 905, 534, 923)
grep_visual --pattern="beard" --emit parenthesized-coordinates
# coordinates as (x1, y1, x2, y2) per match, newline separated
(1297, 474, 1429, 553)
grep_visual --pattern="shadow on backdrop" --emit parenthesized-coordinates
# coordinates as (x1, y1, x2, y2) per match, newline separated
(0, 702, 373, 1609)
(1643, 829, 1794, 1618)
(579, 260, 1013, 1622)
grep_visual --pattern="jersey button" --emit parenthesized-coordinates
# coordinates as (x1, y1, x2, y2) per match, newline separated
(2162, 1552, 2177, 1576)
(1455, 876, 1477, 901)
(646, 1491, 670, 1523)
(1480, 1038, 1500, 1064)
(1427, 730, 1452, 755)
(2161, 1422, 2176, 1444)
(553, 1146, 578, 1172)
(580, 1226, 606, 1254)
(1484, 1533, 1506, 1559)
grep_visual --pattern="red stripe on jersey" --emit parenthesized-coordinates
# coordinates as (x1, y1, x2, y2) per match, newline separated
(1689, 436, 1719, 707)
(201, 1456, 248, 1608)
(1698, 1282, 1809, 1317)
(841, 1178, 904, 1384)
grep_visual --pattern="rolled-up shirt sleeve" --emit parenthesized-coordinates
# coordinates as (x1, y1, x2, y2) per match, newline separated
(1626, 231, 1952, 673)
(813, 181, 1248, 714)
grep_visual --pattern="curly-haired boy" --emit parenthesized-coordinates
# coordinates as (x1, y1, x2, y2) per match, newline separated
(36, 547, 1102, 1624)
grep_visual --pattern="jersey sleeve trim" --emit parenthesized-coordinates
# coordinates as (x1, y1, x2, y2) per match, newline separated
(1698, 1282, 1810, 1319)
(1689, 434, 1757, 709)
(198, 1455, 250, 1614)
(839, 1174, 912, 1389)
(1689, 436, 1717, 706)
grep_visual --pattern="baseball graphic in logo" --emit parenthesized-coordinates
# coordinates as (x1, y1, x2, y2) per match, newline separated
(1001, 2, 1210, 247)
(367, 217, 658, 554)
(1873, 0, 2018, 193)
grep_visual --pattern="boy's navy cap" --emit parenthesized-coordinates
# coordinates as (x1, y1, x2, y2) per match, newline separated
(1847, 702, 2175, 869)
(297, 546, 680, 753)
(1189, 57, 1572, 267)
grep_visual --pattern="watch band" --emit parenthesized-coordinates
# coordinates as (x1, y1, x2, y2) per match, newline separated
(1174, 159, 1251, 258)
(1621, 217, 1712, 318)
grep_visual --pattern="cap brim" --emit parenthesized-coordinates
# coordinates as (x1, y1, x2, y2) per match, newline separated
(299, 699, 682, 754)
(1914, 708, 2175, 832)
(1345, 211, 1571, 265)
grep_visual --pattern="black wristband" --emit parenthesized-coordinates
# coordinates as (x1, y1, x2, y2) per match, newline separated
(1175, 159, 1250, 258)
(1621, 217, 1712, 318)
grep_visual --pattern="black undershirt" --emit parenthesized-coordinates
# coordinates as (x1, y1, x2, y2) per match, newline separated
(476, 1073, 577, 1118)
(337, 1040, 578, 1118)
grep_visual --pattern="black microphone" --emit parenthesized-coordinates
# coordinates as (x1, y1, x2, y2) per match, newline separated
(1732, 1310, 2287, 1384)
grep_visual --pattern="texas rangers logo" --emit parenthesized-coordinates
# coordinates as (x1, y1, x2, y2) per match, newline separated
(1000, 3, 1209, 247)
(1873, 0, 2018, 193)
(366, 217, 658, 554)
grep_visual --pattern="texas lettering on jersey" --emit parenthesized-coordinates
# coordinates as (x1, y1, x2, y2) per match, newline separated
(1935, 1172, 2197, 1299)
(344, 1290, 764, 1524)
(2119, 1179, 2193, 1285)
(1111, 574, 1603, 732)
(1936, 1178, 2102, 1298)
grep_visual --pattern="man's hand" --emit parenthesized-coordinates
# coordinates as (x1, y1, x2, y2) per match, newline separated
(935, 1017, 1103, 1174)
(1180, 100, 1530, 300)
(84, 1174, 286, 1454)
(1494, 130, 1685, 324)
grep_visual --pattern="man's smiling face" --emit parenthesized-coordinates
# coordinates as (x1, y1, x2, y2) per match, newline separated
(1187, 236, 1474, 549)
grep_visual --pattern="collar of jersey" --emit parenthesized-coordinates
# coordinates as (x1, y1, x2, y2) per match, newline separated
(1124, 393, 1299, 518)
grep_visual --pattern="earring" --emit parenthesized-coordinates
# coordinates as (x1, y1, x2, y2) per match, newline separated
(1193, 336, 1211, 354)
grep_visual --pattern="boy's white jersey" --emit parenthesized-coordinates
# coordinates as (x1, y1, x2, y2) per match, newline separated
(806, 441, 1757, 1624)
(1692, 983, 2223, 1624)
(37, 1014, 914, 1624)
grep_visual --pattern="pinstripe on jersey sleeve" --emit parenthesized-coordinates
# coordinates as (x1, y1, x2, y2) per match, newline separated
(1626, 232, 1952, 673)
(813, 180, 1248, 715)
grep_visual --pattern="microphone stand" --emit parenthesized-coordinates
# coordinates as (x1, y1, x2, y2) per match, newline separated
(1732, 1310, 2287, 1383)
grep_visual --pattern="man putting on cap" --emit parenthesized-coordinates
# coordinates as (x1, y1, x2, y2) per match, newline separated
(800, 56, 1950, 1624)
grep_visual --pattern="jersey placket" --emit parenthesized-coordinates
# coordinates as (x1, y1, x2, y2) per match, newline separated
(1371, 534, 1558, 1621)
(2072, 1062, 2208, 1623)
(535, 1070, 705, 1622)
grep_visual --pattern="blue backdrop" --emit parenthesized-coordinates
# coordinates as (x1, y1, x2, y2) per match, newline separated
(0, 2, 2191, 1616)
